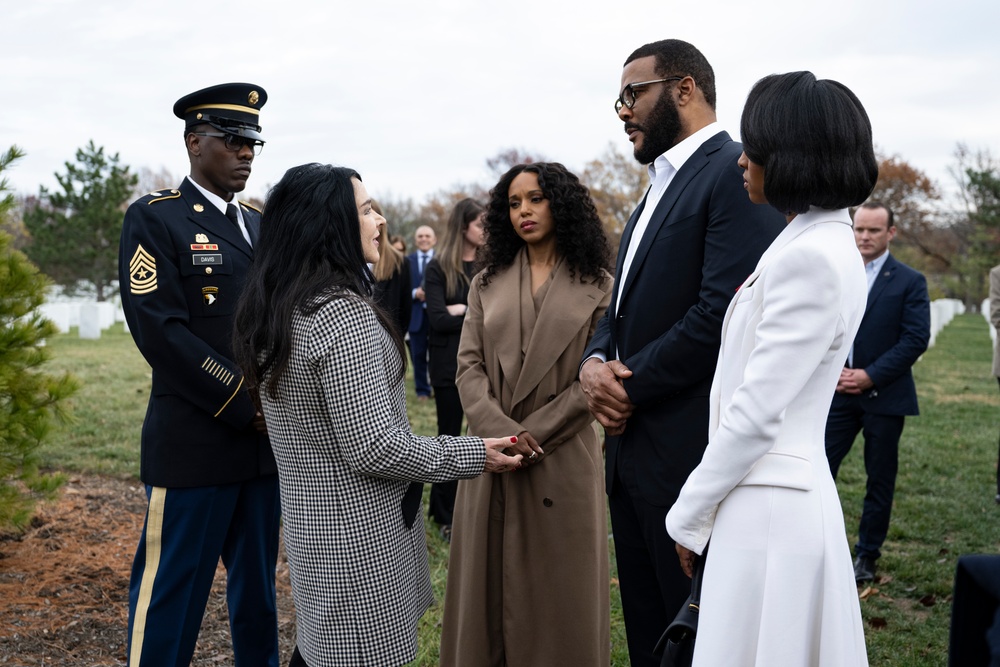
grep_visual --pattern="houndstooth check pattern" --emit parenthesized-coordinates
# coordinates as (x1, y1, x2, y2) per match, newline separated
(261, 295, 485, 666)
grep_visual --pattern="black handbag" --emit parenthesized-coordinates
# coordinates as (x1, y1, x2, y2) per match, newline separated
(654, 547, 706, 667)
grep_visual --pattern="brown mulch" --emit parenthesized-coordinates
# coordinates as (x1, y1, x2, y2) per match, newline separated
(0, 475, 297, 666)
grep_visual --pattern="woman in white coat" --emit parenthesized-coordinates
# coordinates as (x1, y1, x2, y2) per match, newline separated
(665, 72, 879, 666)
(231, 164, 523, 667)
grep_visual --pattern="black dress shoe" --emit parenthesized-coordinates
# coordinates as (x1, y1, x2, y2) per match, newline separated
(854, 556, 877, 584)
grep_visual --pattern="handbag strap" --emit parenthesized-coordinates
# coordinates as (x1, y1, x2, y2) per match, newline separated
(690, 542, 708, 605)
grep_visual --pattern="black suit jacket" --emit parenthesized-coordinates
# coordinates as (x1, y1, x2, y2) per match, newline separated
(834, 253, 930, 416)
(583, 131, 785, 505)
(118, 179, 277, 487)
(374, 256, 413, 339)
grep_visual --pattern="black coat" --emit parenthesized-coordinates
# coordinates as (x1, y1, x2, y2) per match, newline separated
(424, 258, 474, 388)
(118, 178, 276, 487)
(373, 256, 412, 339)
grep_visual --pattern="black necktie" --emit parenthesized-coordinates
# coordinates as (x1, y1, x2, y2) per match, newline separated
(225, 203, 240, 228)
(226, 203, 252, 247)
(420, 253, 428, 273)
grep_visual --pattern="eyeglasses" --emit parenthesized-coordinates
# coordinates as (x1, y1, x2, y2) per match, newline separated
(192, 132, 264, 156)
(615, 77, 684, 113)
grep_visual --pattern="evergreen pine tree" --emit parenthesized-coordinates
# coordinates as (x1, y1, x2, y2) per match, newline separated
(0, 146, 79, 530)
(23, 140, 137, 301)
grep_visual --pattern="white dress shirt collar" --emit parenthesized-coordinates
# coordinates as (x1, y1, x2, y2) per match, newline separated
(647, 121, 723, 180)
(865, 249, 889, 292)
(186, 175, 252, 245)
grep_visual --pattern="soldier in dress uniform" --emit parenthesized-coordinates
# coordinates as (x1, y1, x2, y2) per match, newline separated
(118, 83, 280, 667)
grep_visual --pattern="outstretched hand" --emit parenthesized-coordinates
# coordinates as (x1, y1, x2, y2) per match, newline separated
(483, 436, 523, 474)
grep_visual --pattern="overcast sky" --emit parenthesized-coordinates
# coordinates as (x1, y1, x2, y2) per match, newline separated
(5, 0, 997, 207)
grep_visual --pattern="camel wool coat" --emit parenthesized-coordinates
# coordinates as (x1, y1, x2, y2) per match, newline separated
(440, 251, 613, 667)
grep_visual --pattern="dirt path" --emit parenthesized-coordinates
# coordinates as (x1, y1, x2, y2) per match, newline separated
(0, 475, 297, 666)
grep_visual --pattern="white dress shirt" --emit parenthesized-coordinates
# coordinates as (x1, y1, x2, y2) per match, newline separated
(186, 175, 252, 246)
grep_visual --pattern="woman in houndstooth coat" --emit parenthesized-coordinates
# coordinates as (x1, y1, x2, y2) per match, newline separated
(232, 163, 523, 667)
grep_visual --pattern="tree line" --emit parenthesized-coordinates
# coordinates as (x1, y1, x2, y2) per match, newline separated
(0, 138, 998, 529)
(3, 140, 1000, 307)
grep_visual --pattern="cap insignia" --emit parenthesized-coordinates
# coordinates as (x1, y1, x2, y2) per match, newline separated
(248, 90, 259, 105)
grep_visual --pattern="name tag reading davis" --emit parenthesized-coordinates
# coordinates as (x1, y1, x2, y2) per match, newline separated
(192, 254, 223, 266)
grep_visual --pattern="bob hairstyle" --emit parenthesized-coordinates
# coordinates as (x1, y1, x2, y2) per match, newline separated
(479, 162, 612, 288)
(233, 163, 406, 398)
(740, 71, 878, 215)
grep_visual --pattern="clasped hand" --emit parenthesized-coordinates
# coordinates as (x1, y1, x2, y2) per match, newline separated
(580, 358, 634, 436)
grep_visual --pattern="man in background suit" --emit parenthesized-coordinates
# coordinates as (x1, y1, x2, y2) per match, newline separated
(118, 83, 280, 666)
(408, 225, 436, 400)
(825, 201, 930, 584)
(579, 39, 784, 666)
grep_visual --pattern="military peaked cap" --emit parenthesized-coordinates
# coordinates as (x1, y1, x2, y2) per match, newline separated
(173, 82, 267, 141)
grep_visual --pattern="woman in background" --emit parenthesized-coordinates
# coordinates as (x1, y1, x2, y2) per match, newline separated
(370, 199, 411, 337)
(665, 72, 878, 666)
(231, 164, 522, 667)
(389, 233, 406, 254)
(423, 198, 485, 541)
(440, 163, 614, 666)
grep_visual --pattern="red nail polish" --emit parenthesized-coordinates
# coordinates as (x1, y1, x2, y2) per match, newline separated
(510, 436, 518, 443)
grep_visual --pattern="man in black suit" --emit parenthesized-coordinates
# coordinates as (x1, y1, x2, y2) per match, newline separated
(118, 83, 280, 666)
(408, 225, 436, 400)
(579, 40, 785, 666)
(825, 201, 930, 584)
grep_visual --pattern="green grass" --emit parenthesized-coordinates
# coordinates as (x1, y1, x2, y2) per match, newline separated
(35, 313, 1000, 665)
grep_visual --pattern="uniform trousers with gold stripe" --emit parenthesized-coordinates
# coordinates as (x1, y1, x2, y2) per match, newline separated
(126, 476, 280, 666)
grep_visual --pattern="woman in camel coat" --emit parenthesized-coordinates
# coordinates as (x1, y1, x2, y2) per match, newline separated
(440, 162, 614, 666)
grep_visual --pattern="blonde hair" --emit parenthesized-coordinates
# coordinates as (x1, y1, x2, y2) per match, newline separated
(371, 199, 404, 281)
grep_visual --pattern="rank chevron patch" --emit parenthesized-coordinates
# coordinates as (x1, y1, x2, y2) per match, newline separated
(129, 245, 158, 294)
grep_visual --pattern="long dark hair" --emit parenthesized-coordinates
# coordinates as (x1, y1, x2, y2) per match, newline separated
(436, 198, 484, 298)
(479, 162, 612, 288)
(233, 163, 406, 399)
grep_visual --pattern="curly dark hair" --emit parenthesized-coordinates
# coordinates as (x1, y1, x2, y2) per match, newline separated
(479, 162, 612, 288)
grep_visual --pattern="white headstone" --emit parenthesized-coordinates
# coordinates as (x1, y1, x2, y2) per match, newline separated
(78, 303, 102, 339)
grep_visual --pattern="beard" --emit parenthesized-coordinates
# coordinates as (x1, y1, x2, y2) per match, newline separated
(630, 90, 683, 165)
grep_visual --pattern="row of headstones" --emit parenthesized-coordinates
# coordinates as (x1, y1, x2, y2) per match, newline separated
(928, 298, 964, 348)
(38, 301, 129, 339)
(39, 296, 969, 344)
